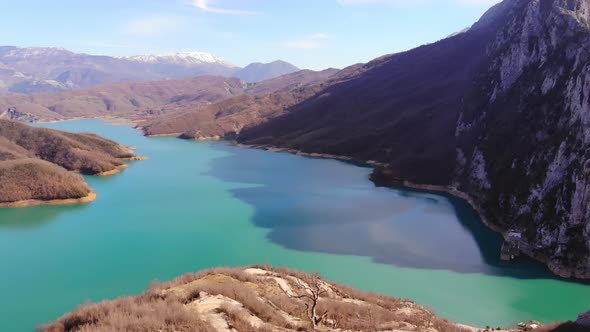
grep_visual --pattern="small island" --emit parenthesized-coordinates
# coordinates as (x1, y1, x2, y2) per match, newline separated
(0, 119, 144, 207)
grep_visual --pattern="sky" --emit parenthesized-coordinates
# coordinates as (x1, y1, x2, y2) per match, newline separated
(1, 0, 500, 70)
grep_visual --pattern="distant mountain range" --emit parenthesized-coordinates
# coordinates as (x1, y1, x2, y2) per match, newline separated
(0, 47, 299, 94)
(233, 60, 300, 82)
(0, 68, 338, 123)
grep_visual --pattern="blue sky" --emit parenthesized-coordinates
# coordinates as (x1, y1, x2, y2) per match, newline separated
(1, 0, 500, 69)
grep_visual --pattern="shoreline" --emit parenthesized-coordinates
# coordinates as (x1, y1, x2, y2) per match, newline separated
(123, 155, 149, 161)
(0, 191, 97, 208)
(234, 143, 386, 167)
(386, 181, 589, 279)
(143, 132, 183, 137)
(29, 118, 589, 279)
(96, 164, 129, 176)
(236, 142, 589, 280)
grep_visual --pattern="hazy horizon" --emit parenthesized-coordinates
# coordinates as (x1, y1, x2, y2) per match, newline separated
(3, 0, 500, 70)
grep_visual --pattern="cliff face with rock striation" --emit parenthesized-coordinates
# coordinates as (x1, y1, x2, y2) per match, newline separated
(455, 0, 590, 278)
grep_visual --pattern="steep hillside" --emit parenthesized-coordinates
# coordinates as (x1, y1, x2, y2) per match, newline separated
(41, 266, 489, 332)
(0, 47, 238, 94)
(452, 0, 590, 279)
(234, 60, 300, 82)
(137, 68, 340, 137)
(229, 0, 590, 278)
(0, 76, 249, 121)
(0, 119, 139, 205)
(0, 69, 338, 124)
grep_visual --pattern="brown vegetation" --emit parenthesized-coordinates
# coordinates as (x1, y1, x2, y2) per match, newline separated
(0, 159, 90, 203)
(0, 119, 140, 204)
(43, 296, 215, 332)
(42, 266, 477, 332)
(141, 68, 340, 138)
(0, 69, 338, 126)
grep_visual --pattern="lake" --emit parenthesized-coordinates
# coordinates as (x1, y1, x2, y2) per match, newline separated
(0, 119, 588, 331)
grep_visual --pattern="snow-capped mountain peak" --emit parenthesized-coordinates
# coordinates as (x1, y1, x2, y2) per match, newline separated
(117, 51, 236, 67)
(0, 46, 75, 59)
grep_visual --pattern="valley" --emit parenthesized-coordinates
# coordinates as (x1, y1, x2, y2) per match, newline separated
(2, 0, 590, 331)
(7, 0, 588, 282)
(2, 119, 590, 332)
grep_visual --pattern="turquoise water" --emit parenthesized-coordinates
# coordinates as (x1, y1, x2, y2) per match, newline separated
(0, 119, 588, 331)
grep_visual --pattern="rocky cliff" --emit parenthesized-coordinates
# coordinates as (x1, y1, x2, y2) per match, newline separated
(455, 0, 590, 278)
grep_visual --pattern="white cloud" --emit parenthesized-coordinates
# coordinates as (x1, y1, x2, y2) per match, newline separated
(310, 33, 330, 40)
(192, 0, 257, 15)
(124, 16, 188, 37)
(283, 33, 330, 49)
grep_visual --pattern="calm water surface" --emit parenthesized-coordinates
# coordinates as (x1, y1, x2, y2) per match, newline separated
(0, 119, 588, 331)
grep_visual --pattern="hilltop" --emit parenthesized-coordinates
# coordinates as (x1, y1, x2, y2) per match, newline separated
(42, 266, 492, 332)
(0, 119, 141, 206)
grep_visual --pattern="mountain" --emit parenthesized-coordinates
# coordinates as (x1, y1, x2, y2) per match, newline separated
(0, 47, 238, 94)
(0, 68, 338, 125)
(0, 76, 250, 121)
(234, 0, 590, 279)
(116, 51, 234, 67)
(41, 266, 489, 332)
(233, 60, 300, 82)
(141, 68, 339, 137)
(447, 27, 470, 38)
(0, 119, 140, 206)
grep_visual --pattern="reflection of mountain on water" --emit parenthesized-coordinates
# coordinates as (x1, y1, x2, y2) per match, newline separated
(206, 143, 568, 281)
(0, 204, 87, 229)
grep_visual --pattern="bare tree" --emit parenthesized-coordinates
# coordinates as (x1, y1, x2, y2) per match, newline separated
(288, 273, 329, 328)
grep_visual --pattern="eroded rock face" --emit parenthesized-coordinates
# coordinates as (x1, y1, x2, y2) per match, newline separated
(456, 0, 590, 278)
(0, 108, 38, 122)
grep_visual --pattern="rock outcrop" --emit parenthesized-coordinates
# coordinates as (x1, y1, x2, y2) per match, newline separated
(456, 0, 590, 279)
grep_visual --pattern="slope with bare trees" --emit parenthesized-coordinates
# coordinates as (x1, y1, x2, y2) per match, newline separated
(0, 119, 141, 206)
(42, 266, 489, 332)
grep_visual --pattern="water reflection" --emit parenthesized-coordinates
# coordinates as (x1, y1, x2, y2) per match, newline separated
(207, 143, 560, 280)
(0, 204, 87, 229)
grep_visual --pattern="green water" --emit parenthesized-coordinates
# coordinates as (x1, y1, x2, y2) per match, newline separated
(0, 119, 588, 331)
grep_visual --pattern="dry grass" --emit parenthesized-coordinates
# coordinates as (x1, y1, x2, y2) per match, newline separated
(41, 266, 497, 332)
(216, 304, 278, 332)
(0, 159, 90, 203)
(42, 297, 215, 332)
(180, 276, 293, 328)
(0, 119, 132, 174)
